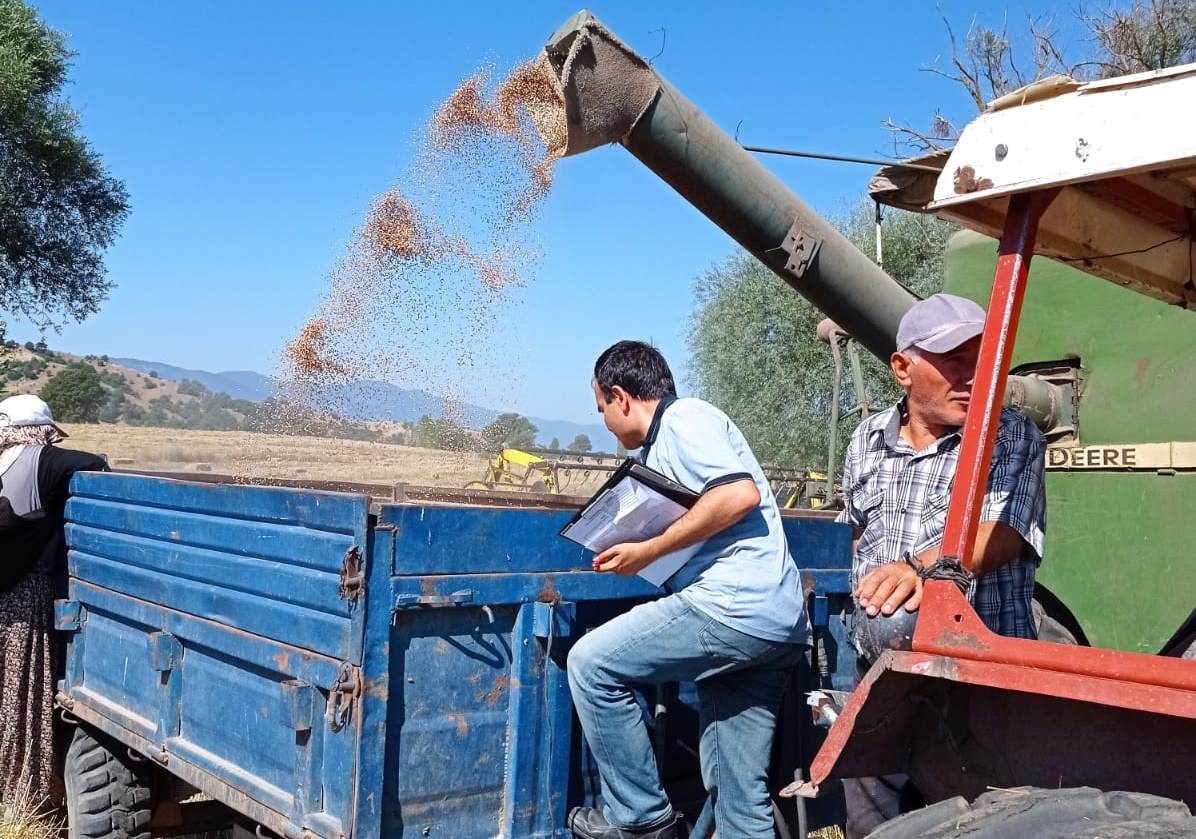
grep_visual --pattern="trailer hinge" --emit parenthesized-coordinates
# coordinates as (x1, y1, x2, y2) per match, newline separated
(339, 546, 365, 601)
(780, 217, 823, 279)
(326, 662, 362, 732)
(53, 599, 82, 631)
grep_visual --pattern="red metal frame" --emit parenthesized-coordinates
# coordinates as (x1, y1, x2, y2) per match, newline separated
(796, 188, 1196, 802)
(938, 189, 1057, 569)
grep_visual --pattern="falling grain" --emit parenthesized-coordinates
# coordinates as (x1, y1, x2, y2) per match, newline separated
(429, 70, 493, 150)
(277, 52, 569, 451)
(495, 56, 568, 157)
(363, 191, 426, 261)
(283, 317, 346, 380)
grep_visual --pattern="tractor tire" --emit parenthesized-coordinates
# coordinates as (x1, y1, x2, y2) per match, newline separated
(64, 725, 153, 839)
(867, 786, 1196, 838)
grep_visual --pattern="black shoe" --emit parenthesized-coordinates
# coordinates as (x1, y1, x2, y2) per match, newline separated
(567, 806, 680, 839)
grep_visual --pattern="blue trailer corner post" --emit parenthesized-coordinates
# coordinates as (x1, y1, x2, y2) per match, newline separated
(60, 473, 856, 839)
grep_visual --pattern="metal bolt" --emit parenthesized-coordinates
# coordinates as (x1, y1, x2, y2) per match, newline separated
(994, 144, 1008, 161)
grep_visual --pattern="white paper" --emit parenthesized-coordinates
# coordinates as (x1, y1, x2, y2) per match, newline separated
(563, 478, 699, 586)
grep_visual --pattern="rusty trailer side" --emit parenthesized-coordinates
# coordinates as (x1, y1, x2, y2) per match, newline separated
(58, 472, 855, 838)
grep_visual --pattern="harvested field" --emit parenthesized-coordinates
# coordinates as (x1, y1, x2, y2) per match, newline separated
(60, 424, 491, 487)
(58, 424, 609, 496)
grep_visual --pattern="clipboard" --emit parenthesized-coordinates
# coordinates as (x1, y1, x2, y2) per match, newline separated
(559, 458, 698, 539)
(558, 458, 704, 586)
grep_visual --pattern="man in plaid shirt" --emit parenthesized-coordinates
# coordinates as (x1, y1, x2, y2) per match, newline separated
(837, 293, 1047, 837)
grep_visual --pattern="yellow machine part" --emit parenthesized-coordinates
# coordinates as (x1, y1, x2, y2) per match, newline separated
(500, 448, 547, 468)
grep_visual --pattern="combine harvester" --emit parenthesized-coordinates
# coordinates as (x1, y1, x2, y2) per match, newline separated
(541, 10, 1196, 834)
(54, 10, 1193, 839)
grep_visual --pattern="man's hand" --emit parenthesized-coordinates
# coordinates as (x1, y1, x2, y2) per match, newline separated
(855, 562, 923, 617)
(593, 540, 659, 576)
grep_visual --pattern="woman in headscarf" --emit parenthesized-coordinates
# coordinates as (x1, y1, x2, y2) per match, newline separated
(0, 394, 106, 805)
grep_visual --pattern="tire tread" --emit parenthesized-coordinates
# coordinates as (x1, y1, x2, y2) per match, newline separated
(868, 787, 1196, 838)
(65, 726, 152, 839)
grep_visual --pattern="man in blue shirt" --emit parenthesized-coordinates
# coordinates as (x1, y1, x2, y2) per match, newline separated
(567, 341, 809, 839)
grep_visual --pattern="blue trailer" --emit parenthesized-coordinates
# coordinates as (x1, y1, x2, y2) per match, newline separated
(55, 472, 854, 838)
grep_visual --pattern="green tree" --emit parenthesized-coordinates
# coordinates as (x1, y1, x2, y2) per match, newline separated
(567, 433, 593, 453)
(97, 389, 125, 423)
(40, 361, 104, 422)
(412, 415, 475, 451)
(177, 379, 207, 397)
(549, 436, 561, 450)
(481, 412, 538, 451)
(0, 1, 129, 339)
(687, 205, 953, 466)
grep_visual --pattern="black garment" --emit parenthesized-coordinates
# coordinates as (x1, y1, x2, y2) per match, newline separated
(0, 444, 104, 805)
(0, 446, 107, 590)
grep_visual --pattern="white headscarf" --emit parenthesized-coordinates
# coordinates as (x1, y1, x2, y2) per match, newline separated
(0, 424, 62, 478)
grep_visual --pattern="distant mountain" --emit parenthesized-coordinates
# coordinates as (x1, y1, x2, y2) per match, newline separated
(116, 357, 613, 449)
(115, 359, 276, 402)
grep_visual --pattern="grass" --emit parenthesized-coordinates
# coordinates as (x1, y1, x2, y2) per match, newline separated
(0, 779, 63, 838)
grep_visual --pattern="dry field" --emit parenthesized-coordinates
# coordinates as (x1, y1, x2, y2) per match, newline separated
(59, 423, 492, 488)
(57, 424, 608, 496)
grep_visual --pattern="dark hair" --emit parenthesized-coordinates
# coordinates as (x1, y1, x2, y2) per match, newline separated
(594, 340, 677, 401)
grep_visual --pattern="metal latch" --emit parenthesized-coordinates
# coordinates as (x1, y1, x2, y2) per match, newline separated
(54, 599, 82, 631)
(150, 632, 182, 673)
(339, 546, 365, 601)
(326, 662, 362, 733)
(394, 589, 474, 611)
(282, 680, 318, 733)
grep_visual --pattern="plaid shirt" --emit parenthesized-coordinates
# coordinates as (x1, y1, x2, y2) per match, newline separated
(837, 403, 1047, 639)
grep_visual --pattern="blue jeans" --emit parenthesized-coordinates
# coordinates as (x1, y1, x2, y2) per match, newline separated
(567, 593, 803, 839)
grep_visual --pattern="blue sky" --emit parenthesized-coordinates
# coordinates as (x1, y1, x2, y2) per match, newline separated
(18, 1, 1063, 424)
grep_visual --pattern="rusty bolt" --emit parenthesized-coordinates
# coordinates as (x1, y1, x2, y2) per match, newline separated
(994, 143, 1008, 161)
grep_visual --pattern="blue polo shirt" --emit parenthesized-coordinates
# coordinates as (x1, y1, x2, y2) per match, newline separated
(640, 397, 810, 645)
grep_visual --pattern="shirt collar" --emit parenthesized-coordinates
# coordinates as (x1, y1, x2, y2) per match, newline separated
(638, 395, 677, 460)
(874, 398, 962, 457)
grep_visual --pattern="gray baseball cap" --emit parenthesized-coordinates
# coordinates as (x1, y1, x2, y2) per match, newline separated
(895, 293, 986, 354)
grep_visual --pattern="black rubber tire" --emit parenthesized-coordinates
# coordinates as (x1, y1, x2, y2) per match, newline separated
(867, 786, 1196, 838)
(64, 725, 153, 839)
